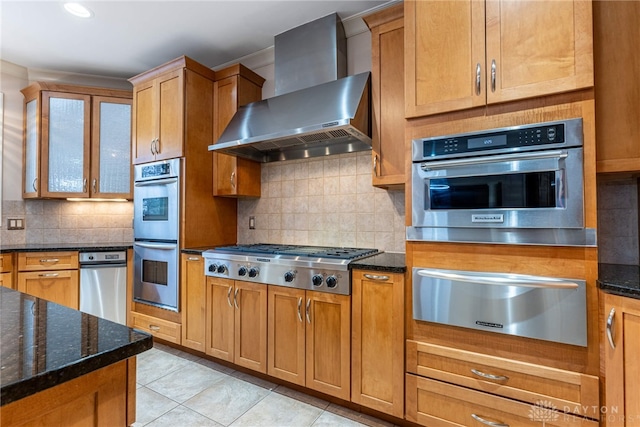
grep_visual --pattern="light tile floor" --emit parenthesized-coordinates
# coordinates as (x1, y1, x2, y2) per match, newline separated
(134, 343, 397, 427)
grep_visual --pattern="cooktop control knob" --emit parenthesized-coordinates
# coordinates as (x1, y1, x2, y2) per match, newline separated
(326, 275, 338, 288)
(312, 275, 323, 287)
(238, 266, 248, 276)
(208, 263, 217, 273)
(217, 264, 227, 274)
(248, 267, 259, 278)
(284, 271, 295, 282)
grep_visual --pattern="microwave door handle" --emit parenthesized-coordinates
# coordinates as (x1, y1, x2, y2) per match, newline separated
(134, 242, 177, 250)
(420, 149, 568, 171)
(416, 269, 579, 289)
(134, 177, 178, 187)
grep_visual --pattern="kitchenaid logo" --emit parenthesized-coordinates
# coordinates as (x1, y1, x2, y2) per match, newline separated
(472, 214, 504, 223)
(476, 320, 503, 329)
(256, 258, 271, 262)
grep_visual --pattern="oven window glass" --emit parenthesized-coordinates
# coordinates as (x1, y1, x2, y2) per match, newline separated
(142, 260, 168, 286)
(142, 197, 169, 221)
(429, 171, 558, 210)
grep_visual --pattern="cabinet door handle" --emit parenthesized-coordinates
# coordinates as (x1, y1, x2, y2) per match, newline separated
(373, 155, 378, 177)
(363, 274, 389, 282)
(491, 59, 497, 93)
(150, 139, 156, 155)
(83, 178, 88, 193)
(233, 287, 239, 309)
(39, 258, 60, 264)
(32, 177, 38, 192)
(92, 178, 97, 194)
(471, 368, 509, 382)
(297, 297, 303, 323)
(230, 171, 236, 189)
(476, 63, 482, 95)
(38, 273, 59, 278)
(227, 286, 233, 308)
(606, 307, 616, 349)
(155, 138, 160, 154)
(471, 413, 508, 427)
(305, 298, 311, 324)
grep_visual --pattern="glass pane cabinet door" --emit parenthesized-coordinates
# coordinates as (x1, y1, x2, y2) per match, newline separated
(24, 99, 39, 197)
(94, 99, 132, 197)
(43, 93, 90, 196)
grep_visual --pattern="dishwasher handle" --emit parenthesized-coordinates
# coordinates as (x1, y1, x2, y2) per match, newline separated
(80, 262, 127, 268)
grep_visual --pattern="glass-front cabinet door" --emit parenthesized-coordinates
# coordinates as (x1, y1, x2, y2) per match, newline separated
(23, 98, 40, 198)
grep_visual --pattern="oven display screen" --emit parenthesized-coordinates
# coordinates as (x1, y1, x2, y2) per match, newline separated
(142, 197, 169, 221)
(142, 260, 168, 286)
(467, 135, 507, 150)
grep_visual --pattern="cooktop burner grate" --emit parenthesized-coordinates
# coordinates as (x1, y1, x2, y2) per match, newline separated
(213, 244, 378, 260)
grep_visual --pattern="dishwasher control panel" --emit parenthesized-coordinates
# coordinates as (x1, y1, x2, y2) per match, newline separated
(79, 251, 127, 264)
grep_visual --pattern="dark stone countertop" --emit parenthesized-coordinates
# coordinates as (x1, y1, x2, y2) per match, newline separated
(0, 242, 133, 254)
(0, 287, 152, 406)
(349, 252, 407, 274)
(181, 247, 214, 255)
(598, 263, 640, 300)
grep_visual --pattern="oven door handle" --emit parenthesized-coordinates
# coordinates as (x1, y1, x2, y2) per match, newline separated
(416, 269, 579, 289)
(134, 177, 178, 187)
(420, 149, 568, 171)
(134, 242, 177, 250)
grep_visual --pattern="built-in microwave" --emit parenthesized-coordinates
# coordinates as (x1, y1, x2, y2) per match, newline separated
(408, 118, 596, 246)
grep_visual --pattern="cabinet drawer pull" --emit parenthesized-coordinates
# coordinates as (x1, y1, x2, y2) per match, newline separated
(187, 257, 200, 261)
(38, 273, 59, 278)
(471, 369, 509, 382)
(39, 258, 60, 264)
(227, 286, 234, 308)
(606, 307, 616, 349)
(149, 325, 161, 332)
(305, 298, 311, 324)
(475, 63, 482, 95)
(471, 413, 508, 427)
(297, 297, 303, 323)
(363, 274, 389, 282)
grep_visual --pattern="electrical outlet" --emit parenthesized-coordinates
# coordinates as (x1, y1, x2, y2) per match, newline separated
(7, 218, 25, 230)
(249, 216, 255, 229)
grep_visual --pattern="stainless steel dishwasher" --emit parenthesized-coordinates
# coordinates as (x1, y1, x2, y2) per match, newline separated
(79, 250, 127, 325)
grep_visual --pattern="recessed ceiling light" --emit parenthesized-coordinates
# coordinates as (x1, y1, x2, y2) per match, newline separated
(64, 2, 93, 18)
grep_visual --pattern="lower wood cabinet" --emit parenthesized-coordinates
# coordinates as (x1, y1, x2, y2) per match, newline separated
(267, 286, 351, 401)
(351, 270, 404, 417)
(181, 254, 206, 352)
(17, 251, 79, 309)
(206, 277, 267, 373)
(131, 311, 181, 344)
(603, 292, 640, 426)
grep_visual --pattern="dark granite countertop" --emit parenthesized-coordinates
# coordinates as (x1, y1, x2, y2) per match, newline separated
(598, 263, 640, 300)
(0, 287, 152, 406)
(181, 247, 214, 255)
(0, 242, 133, 254)
(350, 252, 407, 274)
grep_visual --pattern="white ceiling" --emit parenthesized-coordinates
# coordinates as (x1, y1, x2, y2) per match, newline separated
(0, 0, 392, 81)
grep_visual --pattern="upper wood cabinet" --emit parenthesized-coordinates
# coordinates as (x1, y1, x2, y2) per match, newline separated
(130, 56, 216, 164)
(594, 1, 640, 173)
(21, 83, 132, 199)
(212, 64, 265, 197)
(405, 0, 594, 118)
(364, 4, 406, 190)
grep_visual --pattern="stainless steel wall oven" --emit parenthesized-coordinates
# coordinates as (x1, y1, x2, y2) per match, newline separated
(408, 118, 596, 246)
(133, 158, 181, 311)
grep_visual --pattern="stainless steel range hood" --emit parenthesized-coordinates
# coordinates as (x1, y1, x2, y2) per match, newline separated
(208, 13, 371, 163)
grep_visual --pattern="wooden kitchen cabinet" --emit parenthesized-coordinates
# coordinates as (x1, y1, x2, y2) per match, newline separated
(404, 0, 593, 118)
(364, 4, 405, 190)
(603, 292, 640, 426)
(593, 1, 640, 173)
(351, 270, 404, 417)
(267, 286, 351, 400)
(21, 83, 132, 199)
(17, 251, 79, 309)
(180, 253, 206, 352)
(0, 253, 14, 289)
(130, 56, 216, 164)
(206, 277, 267, 374)
(212, 64, 264, 197)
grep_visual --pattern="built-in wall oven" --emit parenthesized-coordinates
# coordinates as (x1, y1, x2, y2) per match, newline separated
(133, 158, 181, 311)
(408, 118, 596, 246)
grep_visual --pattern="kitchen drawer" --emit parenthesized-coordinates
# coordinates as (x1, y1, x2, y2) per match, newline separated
(18, 251, 79, 271)
(131, 311, 181, 344)
(1, 253, 13, 273)
(406, 374, 599, 427)
(407, 340, 600, 419)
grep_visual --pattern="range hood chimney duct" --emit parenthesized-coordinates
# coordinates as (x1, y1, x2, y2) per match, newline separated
(208, 12, 371, 163)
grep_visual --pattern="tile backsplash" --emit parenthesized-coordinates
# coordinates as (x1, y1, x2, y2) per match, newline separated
(237, 152, 406, 253)
(597, 176, 639, 265)
(1, 199, 133, 246)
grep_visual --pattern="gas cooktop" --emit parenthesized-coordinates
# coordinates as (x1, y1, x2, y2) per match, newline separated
(203, 244, 380, 295)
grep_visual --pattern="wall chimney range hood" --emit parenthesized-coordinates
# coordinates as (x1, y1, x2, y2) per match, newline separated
(208, 13, 371, 163)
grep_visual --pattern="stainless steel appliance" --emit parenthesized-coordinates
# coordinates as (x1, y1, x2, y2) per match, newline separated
(79, 250, 127, 325)
(203, 244, 379, 295)
(408, 118, 596, 246)
(412, 267, 587, 347)
(133, 158, 180, 311)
